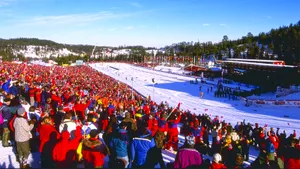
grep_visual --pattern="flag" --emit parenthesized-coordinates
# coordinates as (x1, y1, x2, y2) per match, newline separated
(166, 102, 181, 120)
(176, 102, 181, 110)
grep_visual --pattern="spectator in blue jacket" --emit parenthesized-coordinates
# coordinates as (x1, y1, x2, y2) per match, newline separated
(266, 138, 276, 161)
(1, 78, 11, 94)
(9, 83, 19, 97)
(1, 97, 12, 147)
(130, 123, 155, 168)
(110, 122, 129, 168)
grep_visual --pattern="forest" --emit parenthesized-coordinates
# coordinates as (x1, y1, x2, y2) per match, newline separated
(0, 20, 299, 65)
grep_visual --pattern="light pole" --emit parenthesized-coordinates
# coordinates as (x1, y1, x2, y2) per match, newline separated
(152, 78, 155, 101)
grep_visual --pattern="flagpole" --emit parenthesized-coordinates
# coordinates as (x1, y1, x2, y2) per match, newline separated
(166, 102, 181, 120)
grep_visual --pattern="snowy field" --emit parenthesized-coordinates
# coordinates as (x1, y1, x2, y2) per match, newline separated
(154, 65, 189, 75)
(91, 63, 300, 135)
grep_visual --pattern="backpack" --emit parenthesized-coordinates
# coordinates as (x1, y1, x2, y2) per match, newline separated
(9, 115, 17, 132)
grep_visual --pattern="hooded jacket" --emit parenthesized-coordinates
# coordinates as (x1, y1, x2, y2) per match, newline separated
(174, 148, 203, 169)
(130, 129, 156, 166)
(209, 162, 228, 169)
(39, 124, 60, 152)
(1, 103, 11, 128)
(110, 128, 129, 158)
(52, 131, 72, 167)
(82, 137, 108, 168)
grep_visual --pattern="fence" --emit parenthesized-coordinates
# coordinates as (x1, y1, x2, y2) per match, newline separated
(242, 97, 300, 107)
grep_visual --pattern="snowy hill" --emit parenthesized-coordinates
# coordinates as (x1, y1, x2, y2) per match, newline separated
(12, 45, 79, 58)
(0, 38, 166, 59)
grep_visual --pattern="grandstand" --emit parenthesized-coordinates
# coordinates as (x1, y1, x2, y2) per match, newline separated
(224, 58, 286, 65)
(221, 58, 300, 91)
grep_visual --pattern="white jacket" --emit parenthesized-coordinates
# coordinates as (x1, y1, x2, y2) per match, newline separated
(13, 117, 34, 142)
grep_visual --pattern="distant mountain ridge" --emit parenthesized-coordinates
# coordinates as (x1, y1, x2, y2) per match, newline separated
(0, 38, 107, 58)
(0, 38, 159, 59)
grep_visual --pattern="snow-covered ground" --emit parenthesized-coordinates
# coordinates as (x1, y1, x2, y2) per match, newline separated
(154, 65, 190, 75)
(12, 45, 79, 58)
(91, 63, 300, 135)
(205, 78, 258, 92)
(248, 91, 300, 100)
(30, 60, 54, 66)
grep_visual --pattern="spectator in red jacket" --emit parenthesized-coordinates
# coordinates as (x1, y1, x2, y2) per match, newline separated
(28, 84, 36, 106)
(82, 129, 109, 168)
(143, 103, 150, 115)
(268, 130, 279, 149)
(157, 113, 168, 134)
(166, 112, 181, 150)
(52, 131, 72, 168)
(209, 153, 228, 169)
(148, 113, 158, 136)
(39, 117, 60, 168)
(35, 88, 42, 108)
(73, 99, 90, 122)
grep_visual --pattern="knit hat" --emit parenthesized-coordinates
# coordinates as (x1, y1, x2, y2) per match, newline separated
(186, 135, 195, 146)
(17, 107, 26, 116)
(213, 153, 222, 163)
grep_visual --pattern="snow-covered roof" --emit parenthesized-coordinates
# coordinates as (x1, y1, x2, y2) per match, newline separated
(226, 58, 283, 63)
(222, 61, 296, 68)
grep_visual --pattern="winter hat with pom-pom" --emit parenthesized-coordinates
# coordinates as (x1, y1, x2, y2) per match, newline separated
(213, 153, 222, 163)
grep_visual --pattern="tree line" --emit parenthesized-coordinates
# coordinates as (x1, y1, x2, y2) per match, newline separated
(0, 20, 300, 65)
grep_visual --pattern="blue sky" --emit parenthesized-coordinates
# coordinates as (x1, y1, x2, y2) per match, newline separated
(0, 0, 299, 47)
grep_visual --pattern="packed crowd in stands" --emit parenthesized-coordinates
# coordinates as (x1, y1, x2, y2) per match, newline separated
(0, 61, 299, 169)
